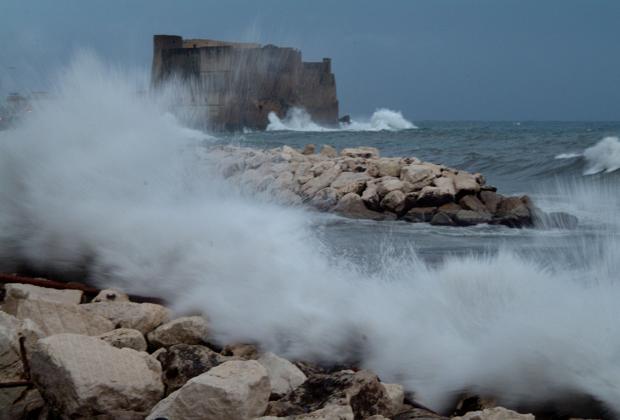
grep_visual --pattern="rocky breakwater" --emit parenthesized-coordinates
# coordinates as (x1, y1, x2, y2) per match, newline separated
(0, 279, 545, 419)
(211, 144, 575, 228)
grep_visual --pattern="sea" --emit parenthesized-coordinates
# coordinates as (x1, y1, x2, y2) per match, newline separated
(2, 55, 620, 416)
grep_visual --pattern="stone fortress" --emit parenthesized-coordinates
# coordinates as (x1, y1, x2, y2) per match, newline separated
(151, 35, 339, 131)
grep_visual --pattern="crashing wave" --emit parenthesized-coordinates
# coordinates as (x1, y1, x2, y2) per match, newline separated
(583, 136, 620, 175)
(266, 107, 416, 132)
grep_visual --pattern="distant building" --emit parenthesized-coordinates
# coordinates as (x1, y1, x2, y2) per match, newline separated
(151, 35, 339, 131)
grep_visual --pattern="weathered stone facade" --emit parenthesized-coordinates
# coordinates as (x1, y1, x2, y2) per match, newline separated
(151, 35, 339, 131)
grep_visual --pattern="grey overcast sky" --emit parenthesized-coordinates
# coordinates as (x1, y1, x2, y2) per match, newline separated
(0, 0, 619, 121)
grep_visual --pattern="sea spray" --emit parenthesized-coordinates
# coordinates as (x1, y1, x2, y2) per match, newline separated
(2, 54, 620, 416)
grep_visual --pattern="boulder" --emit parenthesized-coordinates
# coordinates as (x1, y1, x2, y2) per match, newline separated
(311, 160, 336, 177)
(80, 301, 171, 334)
(2, 283, 82, 314)
(495, 196, 533, 227)
(0, 387, 45, 420)
(281, 145, 307, 162)
(452, 407, 534, 420)
(375, 177, 405, 197)
(308, 187, 340, 211)
(334, 193, 386, 221)
(99, 328, 147, 352)
(340, 146, 379, 159)
(147, 315, 210, 349)
(30, 334, 164, 419)
(459, 195, 489, 214)
(453, 210, 492, 226)
(393, 408, 448, 419)
(437, 202, 463, 218)
(221, 343, 259, 359)
(382, 383, 405, 416)
(430, 212, 455, 226)
(415, 186, 454, 207)
(403, 206, 437, 223)
(400, 164, 439, 185)
(301, 165, 342, 197)
(361, 182, 381, 210)
(330, 172, 372, 195)
(320, 145, 337, 158)
(0, 312, 24, 382)
(92, 288, 130, 303)
(381, 190, 407, 213)
(147, 360, 270, 420)
(157, 344, 228, 394)
(375, 158, 403, 178)
(257, 352, 307, 397)
(296, 404, 355, 419)
(479, 191, 503, 214)
(266, 369, 393, 419)
(451, 172, 481, 195)
(433, 176, 456, 197)
(12, 300, 114, 337)
(340, 157, 369, 173)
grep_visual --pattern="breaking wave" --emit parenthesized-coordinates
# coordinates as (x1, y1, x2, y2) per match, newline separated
(266, 107, 416, 132)
(583, 136, 620, 175)
(2, 54, 620, 417)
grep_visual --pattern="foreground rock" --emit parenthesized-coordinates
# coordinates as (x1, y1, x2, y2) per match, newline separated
(257, 351, 307, 397)
(147, 315, 210, 349)
(98, 327, 147, 351)
(80, 301, 170, 334)
(147, 360, 270, 420)
(210, 145, 561, 228)
(30, 333, 164, 419)
(2, 283, 82, 314)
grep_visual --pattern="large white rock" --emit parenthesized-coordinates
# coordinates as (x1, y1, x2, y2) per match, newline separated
(12, 299, 114, 337)
(329, 172, 371, 195)
(400, 164, 440, 185)
(147, 360, 270, 420)
(30, 334, 164, 418)
(382, 383, 405, 416)
(380, 190, 406, 213)
(147, 315, 210, 348)
(453, 407, 535, 420)
(301, 165, 342, 197)
(2, 283, 83, 314)
(257, 352, 307, 396)
(81, 301, 171, 334)
(99, 328, 147, 351)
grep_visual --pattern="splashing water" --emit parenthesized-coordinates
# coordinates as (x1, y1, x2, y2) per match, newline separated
(583, 136, 620, 175)
(266, 107, 416, 132)
(2, 54, 620, 417)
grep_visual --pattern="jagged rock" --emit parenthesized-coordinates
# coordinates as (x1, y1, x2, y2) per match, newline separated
(302, 165, 342, 197)
(266, 369, 392, 419)
(453, 210, 493, 226)
(330, 172, 372, 195)
(99, 328, 147, 351)
(382, 383, 405, 416)
(80, 301, 171, 334)
(334, 193, 386, 220)
(257, 352, 307, 397)
(157, 344, 228, 394)
(452, 407, 534, 419)
(311, 160, 335, 177)
(30, 334, 163, 419)
(361, 182, 381, 210)
(320, 145, 337, 158)
(479, 191, 503, 214)
(433, 176, 456, 197)
(381, 190, 407, 213)
(430, 212, 455, 226)
(2, 283, 82, 314)
(437, 202, 463, 218)
(495, 196, 533, 227)
(92, 288, 130, 302)
(147, 360, 270, 420)
(221, 343, 259, 359)
(403, 206, 436, 223)
(340, 157, 369, 173)
(302, 144, 316, 155)
(12, 300, 114, 337)
(147, 315, 210, 349)
(375, 177, 405, 197)
(340, 146, 379, 159)
(308, 187, 340, 211)
(415, 186, 454, 207)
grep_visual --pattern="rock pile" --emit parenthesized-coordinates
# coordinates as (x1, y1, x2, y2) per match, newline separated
(210, 145, 539, 227)
(0, 280, 582, 419)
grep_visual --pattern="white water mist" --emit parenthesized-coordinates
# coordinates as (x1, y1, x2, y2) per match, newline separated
(1, 54, 620, 417)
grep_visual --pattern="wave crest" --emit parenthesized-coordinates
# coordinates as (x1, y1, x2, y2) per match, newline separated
(583, 136, 620, 175)
(266, 107, 416, 132)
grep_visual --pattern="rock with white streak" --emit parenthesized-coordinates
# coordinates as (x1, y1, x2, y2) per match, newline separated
(147, 316, 210, 349)
(257, 352, 307, 397)
(30, 334, 164, 419)
(2, 283, 82, 314)
(99, 328, 147, 352)
(147, 360, 270, 420)
(81, 301, 171, 334)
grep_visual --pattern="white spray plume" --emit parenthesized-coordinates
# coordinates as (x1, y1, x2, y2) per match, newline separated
(266, 107, 416, 132)
(1, 53, 620, 417)
(583, 136, 620, 175)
